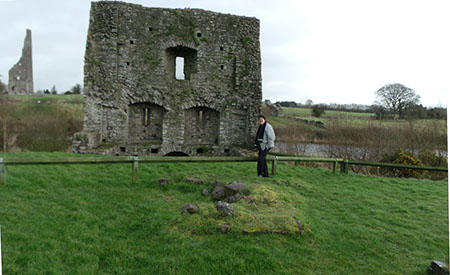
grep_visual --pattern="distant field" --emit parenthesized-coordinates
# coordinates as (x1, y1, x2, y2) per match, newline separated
(282, 107, 374, 120)
(7, 94, 84, 118)
(8, 94, 83, 104)
(0, 152, 448, 273)
(279, 106, 447, 130)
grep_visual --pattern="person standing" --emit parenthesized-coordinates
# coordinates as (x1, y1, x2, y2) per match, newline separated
(254, 115, 276, 177)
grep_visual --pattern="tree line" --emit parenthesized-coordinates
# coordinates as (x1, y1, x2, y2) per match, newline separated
(276, 83, 446, 120)
(36, 83, 83, 95)
(0, 76, 82, 95)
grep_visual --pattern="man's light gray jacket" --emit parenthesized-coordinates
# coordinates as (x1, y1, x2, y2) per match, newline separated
(259, 123, 276, 151)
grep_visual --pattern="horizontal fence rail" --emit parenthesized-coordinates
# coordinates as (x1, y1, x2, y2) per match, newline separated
(346, 160, 448, 172)
(0, 156, 447, 185)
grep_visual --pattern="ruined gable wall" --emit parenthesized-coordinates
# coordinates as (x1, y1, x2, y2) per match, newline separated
(76, 1, 262, 156)
(8, 29, 34, 95)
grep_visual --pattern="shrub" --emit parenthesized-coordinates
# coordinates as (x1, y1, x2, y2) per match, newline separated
(311, 104, 326, 118)
(418, 150, 448, 180)
(418, 150, 447, 167)
(380, 149, 425, 178)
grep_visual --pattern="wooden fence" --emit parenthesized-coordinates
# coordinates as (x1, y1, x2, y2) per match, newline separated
(0, 156, 447, 185)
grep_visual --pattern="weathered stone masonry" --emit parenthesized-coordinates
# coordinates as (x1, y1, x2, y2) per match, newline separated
(73, 1, 262, 156)
(8, 29, 34, 95)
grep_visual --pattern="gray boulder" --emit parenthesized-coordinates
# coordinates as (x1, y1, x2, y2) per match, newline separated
(216, 224, 231, 233)
(212, 181, 226, 200)
(215, 201, 237, 217)
(156, 178, 171, 185)
(181, 203, 200, 214)
(224, 181, 246, 194)
(428, 260, 449, 274)
(212, 180, 246, 201)
(226, 193, 243, 203)
(186, 177, 203, 184)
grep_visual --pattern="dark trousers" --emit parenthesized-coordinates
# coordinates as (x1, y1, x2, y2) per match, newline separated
(257, 148, 270, 177)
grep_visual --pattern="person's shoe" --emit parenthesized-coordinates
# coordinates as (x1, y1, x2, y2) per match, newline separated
(258, 175, 263, 177)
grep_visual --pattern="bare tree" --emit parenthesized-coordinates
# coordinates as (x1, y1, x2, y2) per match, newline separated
(0, 75, 7, 94)
(374, 83, 420, 119)
(0, 96, 18, 152)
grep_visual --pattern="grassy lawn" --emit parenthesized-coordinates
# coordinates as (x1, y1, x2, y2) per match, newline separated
(0, 152, 448, 273)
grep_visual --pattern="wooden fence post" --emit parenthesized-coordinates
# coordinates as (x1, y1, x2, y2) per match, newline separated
(344, 160, 349, 174)
(0, 158, 5, 186)
(272, 156, 278, 176)
(340, 160, 349, 174)
(132, 157, 139, 183)
(0, 224, 2, 274)
(332, 159, 338, 174)
(340, 160, 345, 173)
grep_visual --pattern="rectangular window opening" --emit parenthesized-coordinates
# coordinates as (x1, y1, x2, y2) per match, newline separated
(198, 110, 203, 130)
(151, 148, 158, 154)
(175, 57, 185, 80)
(143, 108, 150, 126)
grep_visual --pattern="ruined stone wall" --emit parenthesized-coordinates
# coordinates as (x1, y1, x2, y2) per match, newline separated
(8, 29, 34, 95)
(73, 1, 262, 156)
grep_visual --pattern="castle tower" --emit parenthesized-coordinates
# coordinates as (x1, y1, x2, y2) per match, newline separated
(8, 29, 34, 95)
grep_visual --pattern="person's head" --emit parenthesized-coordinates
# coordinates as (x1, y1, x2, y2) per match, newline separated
(258, 115, 266, 125)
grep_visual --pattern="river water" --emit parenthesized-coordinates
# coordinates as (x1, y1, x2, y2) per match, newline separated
(272, 142, 448, 159)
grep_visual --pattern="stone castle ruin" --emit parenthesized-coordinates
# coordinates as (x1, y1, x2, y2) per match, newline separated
(73, 1, 262, 156)
(8, 29, 34, 95)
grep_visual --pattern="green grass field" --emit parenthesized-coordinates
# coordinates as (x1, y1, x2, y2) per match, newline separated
(282, 107, 374, 120)
(281, 106, 447, 130)
(0, 152, 448, 273)
(8, 94, 84, 118)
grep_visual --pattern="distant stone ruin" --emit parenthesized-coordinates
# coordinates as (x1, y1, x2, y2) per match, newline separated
(73, 1, 262, 156)
(8, 29, 34, 95)
(264, 102, 284, 117)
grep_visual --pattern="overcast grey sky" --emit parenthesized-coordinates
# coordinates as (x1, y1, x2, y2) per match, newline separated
(1, 0, 449, 107)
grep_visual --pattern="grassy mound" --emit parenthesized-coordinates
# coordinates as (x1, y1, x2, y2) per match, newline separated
(0, 152, 448, 273)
